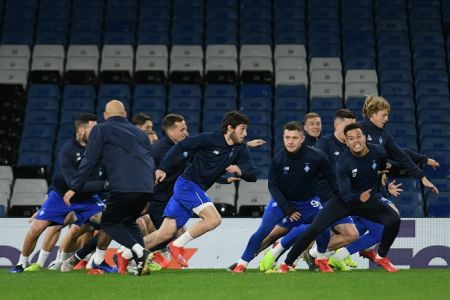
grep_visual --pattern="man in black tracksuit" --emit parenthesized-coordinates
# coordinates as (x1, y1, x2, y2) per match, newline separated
(65, 100, 155, 276)
(279, 123, 401, 273)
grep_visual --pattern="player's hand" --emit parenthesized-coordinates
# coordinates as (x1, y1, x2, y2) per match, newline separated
(246, 139, 266, 148)
(360, 189, 372, 202)
(289, 211, 301, 222)
(226, 165, 242, 177)
(422, 176, 439, 194)
(388, 180, 403, 197)
(155, 169, 166, 184)
(227, 177, 240, 183)
(427, 158, 440, 170)
(64, 190, 75, 206)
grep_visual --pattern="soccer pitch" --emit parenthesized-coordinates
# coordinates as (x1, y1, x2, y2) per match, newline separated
(1, 269, 449, 300)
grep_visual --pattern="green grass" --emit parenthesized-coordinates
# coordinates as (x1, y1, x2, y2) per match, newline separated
(1, 269, 450, 300)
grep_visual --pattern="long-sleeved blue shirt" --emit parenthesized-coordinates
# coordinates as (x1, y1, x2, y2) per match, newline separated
(315, 134, 348, 200)
(159, 132, 257, 191)
(269, 144, 337, 216)
(70, 116, 155, 193)
(51, 138, 105, 201)
(152, 136, 190, 202)
(360, 120, 423, 179)
(336, 143, 388, 203)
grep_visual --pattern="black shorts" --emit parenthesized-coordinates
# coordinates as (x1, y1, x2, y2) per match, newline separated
(101, 192, 151, 225)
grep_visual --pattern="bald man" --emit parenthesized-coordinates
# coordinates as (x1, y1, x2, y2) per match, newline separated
(64, 100, 155, 276)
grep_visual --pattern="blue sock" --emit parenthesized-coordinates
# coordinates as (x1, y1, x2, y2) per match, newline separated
(241, 200, 285, 262)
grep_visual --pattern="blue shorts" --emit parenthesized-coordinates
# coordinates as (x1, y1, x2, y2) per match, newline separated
(163, 177, 211, 229)
(36, 190, 105, 226)
(277, 196, 323, 229)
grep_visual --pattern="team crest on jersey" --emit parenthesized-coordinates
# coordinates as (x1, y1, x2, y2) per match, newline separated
(283, 166, 289, 175)
(334, 151, 340, 156)
(182, 151, 189, 158)
(76, 152, 81, 161)
(212, 150, 219, 155)
(304, 163, 310, 173)
(367, 134, 372, 141)
(378, 136, 383, 144)
(372, 160, 378, 170)
(39, 209, 45, 216)
(229, 150, 234, 158)
(352, 168, 358, 177)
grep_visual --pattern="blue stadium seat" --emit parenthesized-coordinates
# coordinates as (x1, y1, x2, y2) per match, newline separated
(378, 44, 410, 58)
(26, 97, 59, 111)
(421, 137, 450, 152)
(63, 85, 96, 99)
(207, 20, 238, 33)
(387, 109, 415, 123)
(309, 32, 340, 45)
(343, 44, 376, 59)
(416, 96, 450, 111)
(241, 110, 271, 125)
(168, 97, 201, 111)
(423, 163, 450, 179)
(394, 135, 418, 151)
(206, 32, 237, 45)
(24, 110, 58, 126)
(132, 97, 166, 114)
(427, 204, 450, 217)
(138, 20, 169, 33)
(205, 84, 236, 99)
(246, 124, 272, 140)
(310, 97, 343, 111)
(70, 32, 102, 47)
(207, 7, 238, 21)
(274, 111, 302, 127)
(240, 84, 272, 98)
(413, 44, 446, 58)
(274, 97, 307, 112)
(104, 33, 136, 45)
(415, 70, 448, 85)
(28, 84, 60, 98)
(59, 111, 88, 125)
(134, 84, 166, 98)
(239, 97, 272, 111)
(384, 96, 415, 110)
(240, 32, 272, 45)
(343, 57, 376, 71)
(17, 151, 52, 167)
(61, 98, 95, 112)
(19, 138, 53, 153)
(203, 98, 236, 111)
(418, 109, 450, 125)
(202, 110, 228, 129)
(249, 150, 272, 169)
(378, 57, 411, 71)
(71, 19, 103, 34)
(377, 31, 409, 45)
(393, 178, 421, 192)
(275, 20, 306, 33)
(420, 123, 450, 138)
(275, 85, 308, 98)
(275, 32, 307, 45)
(35, 32, 67, 45)
(98, 84, 131, 100)
(414, 57, 447, 72)
(169, 85, 202, 98)
(37, 18, 69, 33)
(309, 44, 341, 58)
(385, 122, 416, 136)
(57, 123, 75, 140)
(380, 82, 413, 97)
(391, 191, 423, 206)
(22, 124, 56, 139)
(343, 31, 375, 45)
(416, 82, 449, 98)
(380, 69, 412, 84)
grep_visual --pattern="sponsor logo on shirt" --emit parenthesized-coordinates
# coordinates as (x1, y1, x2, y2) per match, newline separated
(283, 166, 289, 175)
(352, 168, 358, 177)
(334, 151, 340, 156)
(213, 150, 219, 155)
